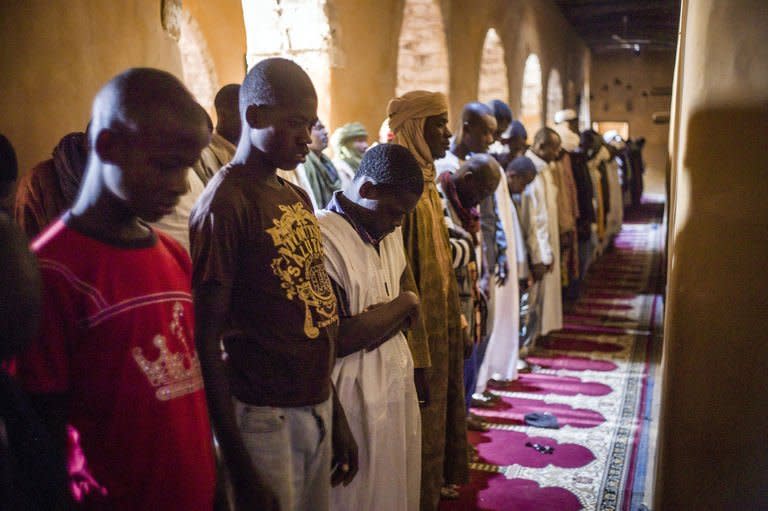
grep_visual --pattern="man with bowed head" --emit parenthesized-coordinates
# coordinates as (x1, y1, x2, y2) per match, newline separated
(15, 68, 217, 509)
(319, 143, 424, 510)
(190, 58, 358, 511)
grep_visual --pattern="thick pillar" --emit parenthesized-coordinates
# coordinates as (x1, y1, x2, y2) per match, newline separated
(657, 1, 768, 509)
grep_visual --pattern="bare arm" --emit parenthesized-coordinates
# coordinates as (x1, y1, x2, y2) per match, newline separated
(330, 384, 358, 487)
(193, 282, 278, 511)
(336, 291, 420, 357)
(395, 264, 430, 406)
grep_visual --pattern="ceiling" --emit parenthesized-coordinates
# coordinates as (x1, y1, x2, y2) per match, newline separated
(554, 0, 681, 54)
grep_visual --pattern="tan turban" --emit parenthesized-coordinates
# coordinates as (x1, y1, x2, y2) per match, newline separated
(387, 90, 448, 181)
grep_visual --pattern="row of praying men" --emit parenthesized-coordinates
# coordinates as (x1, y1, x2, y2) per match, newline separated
(0, 57, 644, 511)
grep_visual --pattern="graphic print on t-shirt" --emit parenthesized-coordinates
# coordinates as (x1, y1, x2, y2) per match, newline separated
(132, 301, 204, 401)
(266, 202, 338, 338)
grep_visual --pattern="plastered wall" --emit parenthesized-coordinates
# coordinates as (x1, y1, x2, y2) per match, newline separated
(0, 0, 588, 184)
(0, 0, 184, 181)
(184, 0, 247, 88)
(591, 51, 675, 196)
(447, 0, 587, 128)
(329, 0, 589, 138)
(328, 0, 406, 135)
(657, 0, 768, 509)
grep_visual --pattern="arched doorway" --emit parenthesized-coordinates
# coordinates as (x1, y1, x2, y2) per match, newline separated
(395, 0, 449, 96)
(242, 0, 334, 125)
(477, 28, 509, 104)
(178, 8, 219, 114)
(546, 68, 563, 126)
(520, 53, 543, 136)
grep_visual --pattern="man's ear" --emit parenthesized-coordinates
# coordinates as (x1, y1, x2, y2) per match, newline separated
(358, 180, 377, 199)
(93, 129, 122, 165)
(245, 104, 266, 129)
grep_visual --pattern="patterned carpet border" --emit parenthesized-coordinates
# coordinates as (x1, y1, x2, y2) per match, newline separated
(442, 202, 663, 511)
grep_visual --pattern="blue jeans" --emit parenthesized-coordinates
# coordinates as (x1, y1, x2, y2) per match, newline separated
(233, 397, 332, 511)
(464, 342, 479, 411)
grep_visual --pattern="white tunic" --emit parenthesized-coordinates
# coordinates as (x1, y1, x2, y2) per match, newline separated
(519, 170, 553, 267)
(332, 159, 357, 191)
(151, 169, 205, 252)
(526, 150, 563, 335)
(317, 210, 421, 511)
(553, 123, 580, 152)
(434, 150, 461, 175)
(510, 198, 529, 279)
(475, 166, 520, 390)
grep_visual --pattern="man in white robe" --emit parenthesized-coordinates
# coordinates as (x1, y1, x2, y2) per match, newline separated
(525, 128, 563, 337)
(434, 102, 519, 402)
(318, 144, 424, 511)
(474, 155, 524, 388)
(553, 108, 581, 154)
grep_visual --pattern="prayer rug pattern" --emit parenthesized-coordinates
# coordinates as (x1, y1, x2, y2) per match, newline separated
(441, 205, 662, 511)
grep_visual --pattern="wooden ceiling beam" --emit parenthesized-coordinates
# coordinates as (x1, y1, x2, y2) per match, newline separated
(554, 0, 680, 52)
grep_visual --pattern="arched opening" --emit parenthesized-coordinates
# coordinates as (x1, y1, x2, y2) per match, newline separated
(520, 53, 543, 136)
(178, 8, 219, 114)
(242, 0, 334, 125)
(477, 28, 509, 104)
(395, 0, 449, 96)
(546, 68, 563, 126)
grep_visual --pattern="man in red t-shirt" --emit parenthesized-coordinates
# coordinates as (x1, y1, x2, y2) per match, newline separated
(16, 68, 216, 510)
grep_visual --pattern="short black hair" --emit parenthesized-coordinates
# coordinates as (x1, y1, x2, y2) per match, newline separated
(509, 120, 527, 140)
(506, 156, 537, 176)
(240, 58, 316, 118)
(214, 84, 240, 114)
(579, 129, 602, 153)
(354, 144, 424, 197)
(0, 134, 18, 183)
(533, 127, 561, 147)
(461, 153, 501, 187)
(91, 67, 208, 147)
(487, 99, 513, 123)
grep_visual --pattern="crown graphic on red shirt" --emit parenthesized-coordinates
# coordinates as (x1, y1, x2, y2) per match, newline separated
(132, 302, 204, 401)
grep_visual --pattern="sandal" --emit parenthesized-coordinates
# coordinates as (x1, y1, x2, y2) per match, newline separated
(466, 414, 489, 432)
(482, 390, 502, 402)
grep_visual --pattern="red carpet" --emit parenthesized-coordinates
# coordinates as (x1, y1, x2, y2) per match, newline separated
(441, 201, 662, 510)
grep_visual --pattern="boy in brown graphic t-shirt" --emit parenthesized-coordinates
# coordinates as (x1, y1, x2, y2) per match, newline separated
(189, 58, 358, 511)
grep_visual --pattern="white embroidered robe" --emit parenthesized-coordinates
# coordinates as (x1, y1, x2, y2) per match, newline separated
(475, 165, 520, 390)
(317, 211, 421, 511)
(526, 150, 563, 335)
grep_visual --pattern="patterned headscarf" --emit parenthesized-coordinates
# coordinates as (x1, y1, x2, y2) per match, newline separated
(387, 90, 448, 182)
